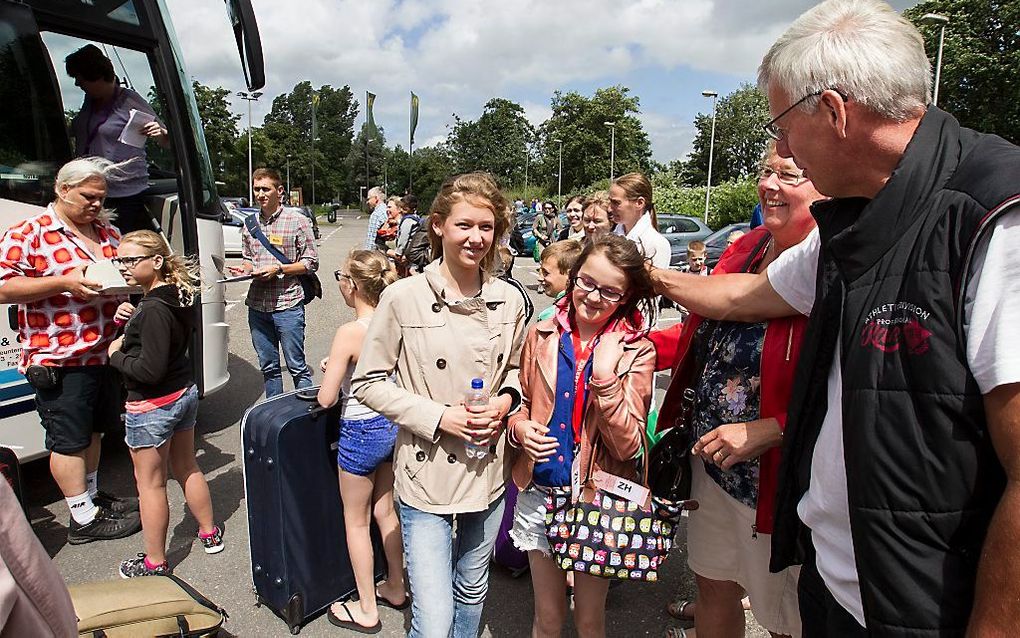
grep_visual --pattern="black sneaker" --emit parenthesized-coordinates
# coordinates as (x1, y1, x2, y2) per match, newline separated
(119, 553, 171, 579)
(93, 490, 140, 514)
(198, 525, 225, 554)
(68, 507, 142, 545)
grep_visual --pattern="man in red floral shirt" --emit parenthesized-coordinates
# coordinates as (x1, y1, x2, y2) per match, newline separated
(0, 158, 141, 544)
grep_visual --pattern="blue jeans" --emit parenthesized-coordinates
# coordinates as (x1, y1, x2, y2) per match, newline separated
(399, 496, 505, 638)
(247, 305, 313, 397)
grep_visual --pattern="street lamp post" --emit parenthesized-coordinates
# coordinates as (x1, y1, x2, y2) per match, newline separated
(285, 154, 291, 201)
(604, 122, 616, 181)
(921, 13, 950, 106)
(311, 137, 320, 206)
(702, 90, 718, 224)
(524, 144, 529, 202)
(237, 91, 263, 198)
(553, 138, 563, 208)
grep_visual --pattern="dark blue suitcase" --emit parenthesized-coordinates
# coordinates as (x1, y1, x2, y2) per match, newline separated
(241, 387, 387, 634)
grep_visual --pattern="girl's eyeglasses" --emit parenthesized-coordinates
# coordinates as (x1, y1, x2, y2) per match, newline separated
(574, 275, 624, 303)
(112, 255, 154, 268)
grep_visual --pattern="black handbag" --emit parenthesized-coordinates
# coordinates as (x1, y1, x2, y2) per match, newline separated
(647, 388, 697, 504)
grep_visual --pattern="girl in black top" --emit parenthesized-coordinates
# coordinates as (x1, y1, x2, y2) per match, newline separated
(108, 230, 223, 577)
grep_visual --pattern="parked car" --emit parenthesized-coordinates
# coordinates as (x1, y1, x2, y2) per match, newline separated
(656, 214, 713, 266)
(221, 207, 256, 256)
(516, 209, 569, 258)
(703, 222, 752, 268)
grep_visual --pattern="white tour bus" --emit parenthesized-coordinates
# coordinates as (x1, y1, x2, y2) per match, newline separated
(0, 0, 264, 461)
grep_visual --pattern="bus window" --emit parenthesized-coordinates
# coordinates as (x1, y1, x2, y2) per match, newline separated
(0, 4, 72, 209)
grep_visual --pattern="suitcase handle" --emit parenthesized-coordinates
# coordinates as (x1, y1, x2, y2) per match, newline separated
(295, 388, 333, 418)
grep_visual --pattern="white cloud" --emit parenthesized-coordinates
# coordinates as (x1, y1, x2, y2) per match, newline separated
(162, 0, 919, 162)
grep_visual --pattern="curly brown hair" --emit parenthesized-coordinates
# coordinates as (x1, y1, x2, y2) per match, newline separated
(427, 172, 512, 274)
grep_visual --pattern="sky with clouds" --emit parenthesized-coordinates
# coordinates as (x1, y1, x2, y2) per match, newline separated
(164, 0, 919, 163)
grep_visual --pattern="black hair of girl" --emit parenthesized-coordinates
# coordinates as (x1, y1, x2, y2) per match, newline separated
(563, 233, 656, 329)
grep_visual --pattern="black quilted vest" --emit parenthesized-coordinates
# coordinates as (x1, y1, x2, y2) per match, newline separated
(771, 107, 1020, 636)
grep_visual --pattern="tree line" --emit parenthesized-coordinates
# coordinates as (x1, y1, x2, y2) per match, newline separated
(192, 0, 1014, 226)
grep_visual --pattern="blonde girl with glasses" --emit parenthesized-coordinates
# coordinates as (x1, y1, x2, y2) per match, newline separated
(108, 230, 223, 578)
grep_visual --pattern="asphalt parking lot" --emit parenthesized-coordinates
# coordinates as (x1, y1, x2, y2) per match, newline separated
(22, 214, 767, 637)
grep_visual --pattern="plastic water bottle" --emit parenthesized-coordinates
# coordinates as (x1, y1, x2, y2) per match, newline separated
(464, 378, 489, 459)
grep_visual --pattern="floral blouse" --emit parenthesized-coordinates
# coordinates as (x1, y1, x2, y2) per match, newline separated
(690, 318, 768, 508)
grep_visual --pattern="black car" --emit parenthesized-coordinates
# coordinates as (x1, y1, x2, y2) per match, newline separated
(703, 222, 752, 268)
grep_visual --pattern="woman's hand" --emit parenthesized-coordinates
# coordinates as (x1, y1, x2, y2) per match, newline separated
(142, 121, 167, 139)
(692, 418, 783, 471)
(592, 332, 625, 380)
(114, 302, 135, 323)
(319, 356, 329, 373)
(513, 419, 559, 463)
(107, 335, 124, 357)
(439, 402, 502, 445)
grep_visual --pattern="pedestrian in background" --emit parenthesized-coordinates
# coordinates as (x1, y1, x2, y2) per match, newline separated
(610, 173, 670, 269)
(318, 250, 406, 633)
(532, 201, 562, 254)
(352, 172, 526, 638)
(229, 168, 318, 398)
(363, 186, 388, 250)
(581, 191, 613, 243)
(557, 196, 586, 241)
(109, 230, 223, 578)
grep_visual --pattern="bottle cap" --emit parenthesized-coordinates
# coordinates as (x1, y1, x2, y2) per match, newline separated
(471, 378, 483, 389)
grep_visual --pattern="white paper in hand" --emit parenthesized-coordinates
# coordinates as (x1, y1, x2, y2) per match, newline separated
(85, 260, 143, 295)
(118, 109, 157, 148)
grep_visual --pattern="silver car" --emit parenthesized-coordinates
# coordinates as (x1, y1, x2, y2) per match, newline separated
(656, 214, 713, 266)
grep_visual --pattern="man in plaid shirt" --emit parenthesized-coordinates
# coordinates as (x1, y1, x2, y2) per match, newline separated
(229, 168, 318, 397)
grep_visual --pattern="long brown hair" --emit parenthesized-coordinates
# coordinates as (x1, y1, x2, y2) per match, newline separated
(612, 172, 657, 228)
(564, 233, 656, 329)
(427, 172, 512, 274)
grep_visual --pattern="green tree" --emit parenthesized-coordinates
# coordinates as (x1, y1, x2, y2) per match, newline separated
(192, 81, 240, 186)
(446, 98, 534, 188)
(538, 86, 652, 194)
(681, 84, 770, 187)
(388, 144, 455, 209)
(344, 123, 389, 205)
(905, 1, 1020, 143)
(261, 81, 359, 204)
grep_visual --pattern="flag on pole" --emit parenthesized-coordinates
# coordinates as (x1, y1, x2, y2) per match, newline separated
(311, 92, 319, 138)
(366, 91, 376, 131)
(409, 92, 420, 145)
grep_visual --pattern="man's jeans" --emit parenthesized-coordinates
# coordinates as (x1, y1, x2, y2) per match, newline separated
(399, 497, 505, 638)
(248, 305, 313, 397)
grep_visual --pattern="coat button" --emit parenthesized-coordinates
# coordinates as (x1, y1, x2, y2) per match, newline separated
(486, 302, 499, 310)
(560, 423, 566, 430)
(447, 453, 457, 464)
(557, 455, 564, 462)
(563, 391, 570, 399)
(432, 302, 442, 313)
(416, 451, 426, 462)
(436, 358, 447, 369)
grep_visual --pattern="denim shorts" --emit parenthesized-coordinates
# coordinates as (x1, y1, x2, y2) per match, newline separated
(509, 485, 553, 556)
(124, 385, 199, 449)
(337, 413, 397, 476)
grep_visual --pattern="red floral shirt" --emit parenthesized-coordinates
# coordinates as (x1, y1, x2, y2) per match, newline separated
(0, 206, 126, 370)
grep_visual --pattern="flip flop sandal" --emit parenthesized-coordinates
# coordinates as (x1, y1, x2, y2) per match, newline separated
(665, 627, 689, 638)
(666, 599, 695, 621)
(327, 601, 382, 634)
(376, 590, 411, 611)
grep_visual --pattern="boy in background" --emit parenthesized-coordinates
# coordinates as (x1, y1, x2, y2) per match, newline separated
(536, 239, 582, 322)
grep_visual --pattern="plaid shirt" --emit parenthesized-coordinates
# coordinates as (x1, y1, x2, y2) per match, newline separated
(242, 207, 318, 313)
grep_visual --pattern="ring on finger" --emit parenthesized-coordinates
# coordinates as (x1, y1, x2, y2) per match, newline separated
(714, 450, 726, 461)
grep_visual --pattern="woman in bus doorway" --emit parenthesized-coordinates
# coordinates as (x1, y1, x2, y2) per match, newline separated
(66, 44, 170, 235)
(609, 173, 671, 269)
(351, 172, 527, 638)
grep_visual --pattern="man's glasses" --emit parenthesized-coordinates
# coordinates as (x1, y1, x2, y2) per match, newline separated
(112, 255, 154, 268)
(758, 166, 806, 186)
(574, 275, 624, 303)
(762, 89, 847, 141)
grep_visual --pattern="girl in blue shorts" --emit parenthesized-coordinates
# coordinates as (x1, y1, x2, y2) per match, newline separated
(109, 230, 222, 578)
(318, 249, 406, 633)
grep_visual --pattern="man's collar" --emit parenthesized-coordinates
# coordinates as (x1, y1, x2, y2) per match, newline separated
(624, 212, 653, 240)
(259, 206, 283, 224)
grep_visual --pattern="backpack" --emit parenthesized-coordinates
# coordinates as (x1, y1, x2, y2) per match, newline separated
(402, 222, 431, 272)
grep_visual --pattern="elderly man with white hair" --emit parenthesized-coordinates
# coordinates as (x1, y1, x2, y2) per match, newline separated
(363, 186, 388, 250)
(649, 0, 1020, 635)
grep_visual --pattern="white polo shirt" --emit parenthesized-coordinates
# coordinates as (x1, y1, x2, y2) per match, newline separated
(765, 212, 1020, 627)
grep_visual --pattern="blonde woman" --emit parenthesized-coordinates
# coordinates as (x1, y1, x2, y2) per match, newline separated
(108, 230, 222, 577)
(352, 172, 526, 638)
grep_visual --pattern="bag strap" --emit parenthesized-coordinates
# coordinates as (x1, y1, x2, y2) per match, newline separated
(244, 214, 292, 265)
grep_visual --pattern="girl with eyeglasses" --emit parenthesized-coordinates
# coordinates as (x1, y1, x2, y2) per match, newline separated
(107, 230, 223, 578)
(317, 250, 407, 633)
(507, 233, 657, 638)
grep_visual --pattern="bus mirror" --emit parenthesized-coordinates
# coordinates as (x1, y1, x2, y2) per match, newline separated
(224, 0, 265, 91)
